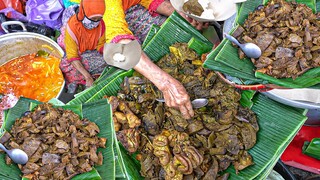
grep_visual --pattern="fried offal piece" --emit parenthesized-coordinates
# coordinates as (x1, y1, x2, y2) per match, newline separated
(153, 130, 204, 180)
(118, 101, 141, 128)
(117, 128, 140, 153)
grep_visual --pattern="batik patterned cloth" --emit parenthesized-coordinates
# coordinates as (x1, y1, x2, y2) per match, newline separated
(125, 4, 166, 43)
(59, 50, 108, 93)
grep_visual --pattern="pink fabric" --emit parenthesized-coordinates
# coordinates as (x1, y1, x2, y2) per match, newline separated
(67, 57, 81, 62)
(98, 46, 104, 53)
(148, 0, 165, 17)
(111, 34, 138, 43)
(57, 25, 66, 50)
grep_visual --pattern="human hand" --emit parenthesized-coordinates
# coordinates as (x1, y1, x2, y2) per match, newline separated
(160, 78, 194, 119)
(85, 75, 94, 87)
(178, 11, 209, 30)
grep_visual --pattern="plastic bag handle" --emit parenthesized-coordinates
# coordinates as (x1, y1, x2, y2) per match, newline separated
(1, 21, 27, 33)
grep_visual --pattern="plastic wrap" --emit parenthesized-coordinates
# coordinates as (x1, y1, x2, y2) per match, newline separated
(25, 0, 64, 29)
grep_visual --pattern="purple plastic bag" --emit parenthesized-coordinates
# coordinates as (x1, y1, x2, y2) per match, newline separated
(0, 7, 28, 21)
(26, 0, 64, 29)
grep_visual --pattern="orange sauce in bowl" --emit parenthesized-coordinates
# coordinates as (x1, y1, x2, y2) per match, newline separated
(0, 53, 64, 102)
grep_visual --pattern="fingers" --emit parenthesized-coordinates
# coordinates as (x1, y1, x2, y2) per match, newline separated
(179, 99, 194, 119)
(163, 89, 194, 119)
(190, 19, 198, 28)
(189, 19, 208, 31)
(179, 105, 191, 119)
(85, 77, 94, 87)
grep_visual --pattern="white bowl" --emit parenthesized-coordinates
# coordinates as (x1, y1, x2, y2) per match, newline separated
(171, 0, 244, 22)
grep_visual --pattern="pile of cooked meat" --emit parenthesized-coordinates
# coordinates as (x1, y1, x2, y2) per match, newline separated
(233, 0, 320, 78)
(107, 43, 259, 179)
(0, 103, 106, 180)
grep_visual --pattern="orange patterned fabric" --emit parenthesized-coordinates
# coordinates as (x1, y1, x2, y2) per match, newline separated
(67, 0, 105, 53)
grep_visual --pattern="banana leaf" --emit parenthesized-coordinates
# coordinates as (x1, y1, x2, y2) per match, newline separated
(67, 68, 132, 105)
(203, 39, 265, 84)
(0, 98, 115, 180)
(143, 11, 212, 62)
(142, 24, 160, 49)
(225, 93, 307, 179)
(255, 68, 320, 88)
(206, 0, 320, 88)
(240, 90, 256, 108)
(317, 0, 320, 11)
(85, 70, 134, 103)
(236, 0, 263, 25)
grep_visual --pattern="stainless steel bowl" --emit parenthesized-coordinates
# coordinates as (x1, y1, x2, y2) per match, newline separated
(263, 91, 320, 126)
(0, 31, 65, 99)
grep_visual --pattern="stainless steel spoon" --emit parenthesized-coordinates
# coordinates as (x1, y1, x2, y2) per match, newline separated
(224, 33, 262, 59)
(156, 98, 209, 109)
(0, 143, 28, 164)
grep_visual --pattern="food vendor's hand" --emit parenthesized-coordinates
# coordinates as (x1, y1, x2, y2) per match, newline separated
(132, 49, 194, 119)
(178, 11, 209, 30)
(85, 75, 94, 87)
(160, 78, 194, 119)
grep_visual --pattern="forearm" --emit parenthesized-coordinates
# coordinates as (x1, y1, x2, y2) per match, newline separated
(71, 61, 91, 78)
(117, 38, 171, 90)
(156, 0, 175, 17)
(133, 52, 171, 91)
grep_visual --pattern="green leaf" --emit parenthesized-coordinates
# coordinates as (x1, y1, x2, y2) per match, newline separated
(118, 143, 144, 180)
(203, 38, 265, 84)
(72, 168, 101, 180)
(68, 68, 130, 105)
(240, 90, 256, 108)
(236, 0, 263, 25)
(302, 138, 320, 160)
(143, 11, 210, 62)
(82, 100, 115, 180)
(255, 67, 320, 88)
(142, 24, 161, 49)
(85, 70, 134, 103)
(0, 153, 21, 180)
(188, 37, 213, 55)
(226, 93, 307, 179)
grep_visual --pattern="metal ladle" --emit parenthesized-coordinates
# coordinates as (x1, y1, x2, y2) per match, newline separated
(224, 33, 262, 59)
(0, 143, 28, 164)
(156, 98, 209, 109)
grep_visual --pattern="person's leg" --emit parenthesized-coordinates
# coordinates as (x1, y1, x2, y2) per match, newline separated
(80, 50, 109, 78)
(125, 4, 167, 43)
(59, 57, 87, 93)
(60, 50, 107, 93)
